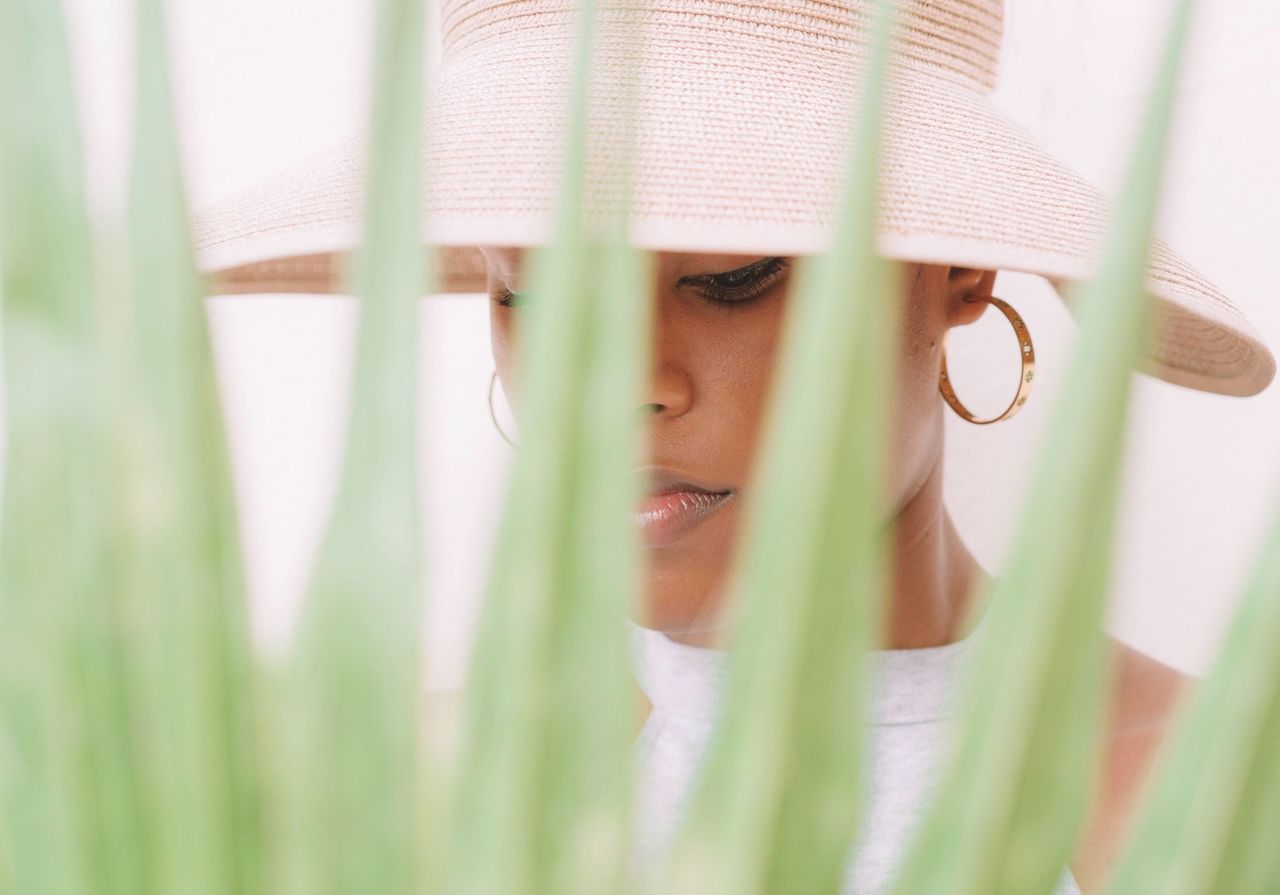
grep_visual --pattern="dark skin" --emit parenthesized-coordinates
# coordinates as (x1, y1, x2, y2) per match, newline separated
(480, 245, 1194, 893)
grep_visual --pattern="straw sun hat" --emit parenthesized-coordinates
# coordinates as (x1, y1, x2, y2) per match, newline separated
(194, 0, 1275, 400)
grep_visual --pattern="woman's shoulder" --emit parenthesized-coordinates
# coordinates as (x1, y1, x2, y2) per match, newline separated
(1070, 636, 1197, 891)
(1104, 635, 1196, 732)
(1095, 635, 1197, 827)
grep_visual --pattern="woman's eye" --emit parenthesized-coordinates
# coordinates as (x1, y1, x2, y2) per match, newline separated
(494, 257, 790, 309)
(690, 256, 790, 306)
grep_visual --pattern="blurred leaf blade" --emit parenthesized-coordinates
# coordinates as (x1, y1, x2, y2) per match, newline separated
(276, 0, 429, 892)
(3, 2, 1278, 895)
(538, 215, 650, 895)
(0, 1, 122, 893)
(446, 2, 647, 894)
(888, 2, 1199, 893)
(654, 2, 901, 893)
(1103, 501, 1280, 895)
(119, 0, 265, 892)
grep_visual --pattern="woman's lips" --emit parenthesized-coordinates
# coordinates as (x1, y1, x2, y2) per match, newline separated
(631, 487, 733, 548)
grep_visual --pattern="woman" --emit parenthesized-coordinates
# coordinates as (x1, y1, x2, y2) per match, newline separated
(482, 249, 1190, 894)
(195, 1, 1276, 892)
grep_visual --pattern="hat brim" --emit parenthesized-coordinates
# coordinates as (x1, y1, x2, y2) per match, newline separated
(193, 34, 1275, 398)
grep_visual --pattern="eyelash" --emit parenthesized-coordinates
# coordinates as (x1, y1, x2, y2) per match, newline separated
(491, 256, 790, 308)
(690, 256, 789, 307)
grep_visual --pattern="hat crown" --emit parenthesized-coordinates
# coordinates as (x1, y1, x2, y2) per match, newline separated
(441, 0, 1005, 94)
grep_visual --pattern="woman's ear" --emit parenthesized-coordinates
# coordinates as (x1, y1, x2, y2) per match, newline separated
(946, 266, 998, 328)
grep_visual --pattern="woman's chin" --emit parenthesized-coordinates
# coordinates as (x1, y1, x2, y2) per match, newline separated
(631, 509, 740, 635)
(631, 591, 733, 647)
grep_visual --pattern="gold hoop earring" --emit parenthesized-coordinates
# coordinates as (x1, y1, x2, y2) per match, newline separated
(939, 295, 1035, 425)
(488, 370, 518, 448)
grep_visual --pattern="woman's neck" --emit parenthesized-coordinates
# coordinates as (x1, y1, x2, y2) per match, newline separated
(660, 443, 988, 651)
(883, 449, 989, 649)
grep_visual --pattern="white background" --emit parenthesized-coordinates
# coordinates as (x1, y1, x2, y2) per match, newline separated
(58, 0, 1280, 687)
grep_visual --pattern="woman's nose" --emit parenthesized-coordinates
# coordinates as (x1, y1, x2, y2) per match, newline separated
(639, 287, 693, 419)
(642, 357, 693, 419)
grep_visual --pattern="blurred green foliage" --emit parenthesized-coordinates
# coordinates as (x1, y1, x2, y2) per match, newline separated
(0, 1, 1276, 894)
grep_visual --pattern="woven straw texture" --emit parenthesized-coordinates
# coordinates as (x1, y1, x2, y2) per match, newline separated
(192, 0, 1276, 397)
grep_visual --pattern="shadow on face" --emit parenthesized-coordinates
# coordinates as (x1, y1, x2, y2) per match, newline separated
(479, 245, 994, 643)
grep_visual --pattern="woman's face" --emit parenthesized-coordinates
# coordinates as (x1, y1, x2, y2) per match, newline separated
(480, 247, 993, 641)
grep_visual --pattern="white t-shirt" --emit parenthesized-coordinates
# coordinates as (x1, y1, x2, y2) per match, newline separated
(625, 613, 1083, 894)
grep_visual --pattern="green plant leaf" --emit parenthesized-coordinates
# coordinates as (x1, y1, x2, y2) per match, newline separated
(1103, 500, 1280, 895)
(274, 0, 429, 893)
(0, 2, 116, 893)
(653, 3, 900, 893)
(444, 3, 648, 894)
(887, 2, 1199, 893)
(112, 1, 265, 893)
